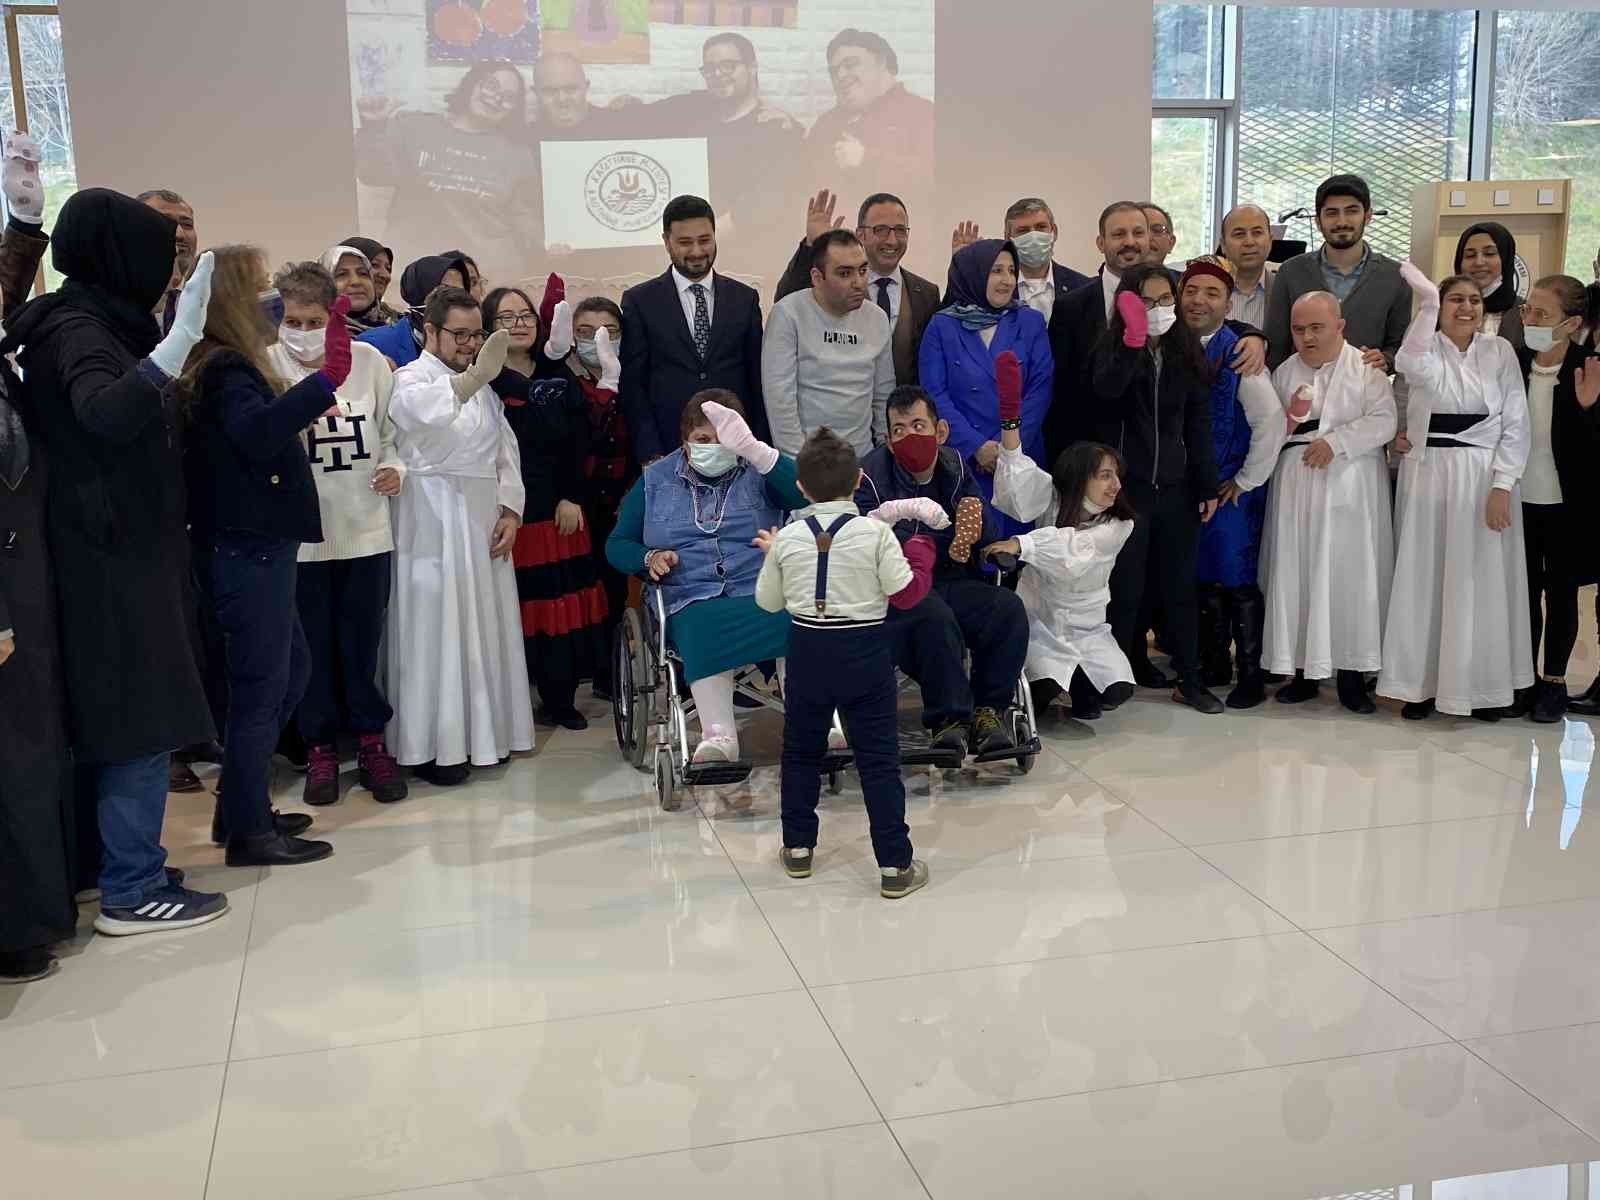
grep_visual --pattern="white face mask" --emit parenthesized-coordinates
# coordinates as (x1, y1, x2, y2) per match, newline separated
(686, 442, 738, 477)
(1147, 305, 1178, 336)
(1012, 230, 1056, 270)
(278, 324, 325, 365)
(1523, 323, 1564, 353)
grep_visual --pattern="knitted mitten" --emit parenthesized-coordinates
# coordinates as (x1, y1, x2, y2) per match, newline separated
(948, 495, 984, 563)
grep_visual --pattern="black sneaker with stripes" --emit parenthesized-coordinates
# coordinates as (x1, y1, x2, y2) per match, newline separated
(93, 883, 230, 937)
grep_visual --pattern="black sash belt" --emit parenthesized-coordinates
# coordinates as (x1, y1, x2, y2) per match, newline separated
(1284, 417, 1320, 448)
(1424, 411, 1485, 449)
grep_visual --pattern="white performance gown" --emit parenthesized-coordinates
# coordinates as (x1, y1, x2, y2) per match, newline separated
(1262, 343, 1397, 679)
(992, 445, 1135, 690)
(1378, 329, 1532, 713)
(386, 352, 534, 767)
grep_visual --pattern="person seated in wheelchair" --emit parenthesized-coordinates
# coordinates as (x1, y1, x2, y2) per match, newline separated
(853, 384, 1030, 759)
(989, 408, 1139, 721)
(755, 427, 936, 900)
(605, 389, 804, 764)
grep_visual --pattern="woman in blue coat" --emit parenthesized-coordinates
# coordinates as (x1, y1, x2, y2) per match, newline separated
(919, 239, 1053, 535)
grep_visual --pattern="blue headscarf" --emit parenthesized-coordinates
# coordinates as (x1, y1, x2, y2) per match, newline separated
(940, 238, 1021, 331)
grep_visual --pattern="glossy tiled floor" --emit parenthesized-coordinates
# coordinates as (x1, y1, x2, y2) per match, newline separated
(6, 616, 1600, 1199)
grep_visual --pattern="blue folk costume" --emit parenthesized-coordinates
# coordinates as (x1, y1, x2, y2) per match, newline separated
(1195, 320, 1269, 703)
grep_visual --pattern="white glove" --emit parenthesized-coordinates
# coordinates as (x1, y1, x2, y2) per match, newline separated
(869, 498, 951, 530)
(594, 326, 621, 391)
(451, 328, 511, 400)
(543, 299, 573, 360)
(2, 130, 43, 223)
(147, 250, 214, 378)
(700, 399, 779, 474)
(1398, 259, 1439, 305)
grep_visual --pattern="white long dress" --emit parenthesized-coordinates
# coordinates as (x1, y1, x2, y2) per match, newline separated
(386, 351, 534, 767)
(1377, 324, 1532, 713)
(992, 445, 1135, 690)
(1262, 342, 1397, 679)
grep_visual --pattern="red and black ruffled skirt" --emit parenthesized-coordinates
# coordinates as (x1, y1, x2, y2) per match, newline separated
(511, 519, 609, 685)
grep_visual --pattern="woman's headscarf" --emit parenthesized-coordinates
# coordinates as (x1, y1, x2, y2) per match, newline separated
(940, 238, 1020, 331)
(1454, 221, 1518, 314)
(53, 187, 176, 316)
(338, 235, 392, 269)
(320, 244, 386, 332)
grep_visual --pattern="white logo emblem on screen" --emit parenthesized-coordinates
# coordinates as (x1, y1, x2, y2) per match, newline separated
(586, 152, 671, 233)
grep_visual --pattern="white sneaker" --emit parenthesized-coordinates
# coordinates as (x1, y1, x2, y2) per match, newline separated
(693, 725, 740, 763)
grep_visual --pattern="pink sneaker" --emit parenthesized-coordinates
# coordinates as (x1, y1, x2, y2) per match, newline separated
(303, 743, 340, 807)
(358, 734, 409, 804)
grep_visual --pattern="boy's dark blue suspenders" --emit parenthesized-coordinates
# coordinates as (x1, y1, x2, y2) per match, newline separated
(804, 513, 855, 617)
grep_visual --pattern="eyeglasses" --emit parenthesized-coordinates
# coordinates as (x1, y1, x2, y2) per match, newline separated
(699, 61, 744, 79)
(440, 327, 486, 345)
(1147, 223, 1171, 236)
(864, 224, 910, 239)
(1140, 298, 1175, 310)
(493, 313, 537, 327)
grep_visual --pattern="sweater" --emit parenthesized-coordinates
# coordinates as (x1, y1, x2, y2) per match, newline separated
(267, 341, 404, 563)
(761, 289, 894, 456)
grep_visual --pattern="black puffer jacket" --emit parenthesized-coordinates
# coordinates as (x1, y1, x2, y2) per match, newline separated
(1089, 333, 1218, 498)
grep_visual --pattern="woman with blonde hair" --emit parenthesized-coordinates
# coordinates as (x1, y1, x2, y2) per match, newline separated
(180, 244, 354, 866)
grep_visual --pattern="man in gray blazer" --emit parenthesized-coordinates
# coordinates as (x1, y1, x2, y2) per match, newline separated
(1263, 174, 1409, 372)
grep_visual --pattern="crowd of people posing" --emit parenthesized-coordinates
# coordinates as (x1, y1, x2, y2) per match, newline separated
(2, 148, 1598, 978)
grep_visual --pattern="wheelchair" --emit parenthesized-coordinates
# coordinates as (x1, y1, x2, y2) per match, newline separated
(612, 565, 1041, 812)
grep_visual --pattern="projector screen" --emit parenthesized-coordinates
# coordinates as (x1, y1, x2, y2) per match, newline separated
(347, 0, 935, 297)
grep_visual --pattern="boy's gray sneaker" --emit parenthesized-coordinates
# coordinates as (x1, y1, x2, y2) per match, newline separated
(780, 847, 813, 878)
(880, 859, 929, 900)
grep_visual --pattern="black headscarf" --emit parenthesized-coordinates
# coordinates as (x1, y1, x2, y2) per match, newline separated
(1454, 221, 1518, 314)
(339, 235, 392, 267)
(940, 238, 1021, 330)
(399, 254, 469, 310)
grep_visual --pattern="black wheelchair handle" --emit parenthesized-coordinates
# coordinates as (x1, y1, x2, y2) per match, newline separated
(988, 551, 1019, 573)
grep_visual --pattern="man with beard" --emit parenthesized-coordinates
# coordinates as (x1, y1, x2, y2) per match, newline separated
(773, 190, 942, 386)
(763, 229, 893, 457)
(805, 29, 934, 223)
(1264, 174, 1409, 371)
(620, 195, 767, 463)
(635, 33, 802, 250)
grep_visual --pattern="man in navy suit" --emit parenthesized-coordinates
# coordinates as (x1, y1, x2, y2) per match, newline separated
(1002, 196, 1090, 327)
(619, 195, 768, 463)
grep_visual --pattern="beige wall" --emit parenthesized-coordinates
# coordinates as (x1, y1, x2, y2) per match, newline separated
(61, 0, 1148, 282)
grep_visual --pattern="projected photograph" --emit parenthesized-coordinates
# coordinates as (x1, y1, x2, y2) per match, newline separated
(347, 0, 935, 293)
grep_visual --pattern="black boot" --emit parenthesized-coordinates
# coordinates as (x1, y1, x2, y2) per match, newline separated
(1172, 674, 1225, 714)
(1337, 669, 1376, 714)
(1225, 585, 1266, 709)
(1276, 670, 1320, 704)
(1067, 668, 1103, 720)
(1197, 583, 1233, 688)
(225, 831, 334, 867)
(1569, 674, 1600, 716)
(1531, 678, 1568, 724)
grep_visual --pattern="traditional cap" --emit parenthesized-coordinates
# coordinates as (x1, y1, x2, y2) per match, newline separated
(1179, 253, 1236, 294)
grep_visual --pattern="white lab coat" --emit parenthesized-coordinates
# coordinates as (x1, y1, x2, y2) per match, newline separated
(385, 351, 534, 767)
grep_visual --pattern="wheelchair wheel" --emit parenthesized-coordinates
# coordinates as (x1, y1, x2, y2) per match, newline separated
(654, 748, 680, 812)
(1012, 709, 1037, 775)
(612, 609, 652, 770)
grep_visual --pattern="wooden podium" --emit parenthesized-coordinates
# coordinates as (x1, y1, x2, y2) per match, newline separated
(1410, 179, 1571, 296)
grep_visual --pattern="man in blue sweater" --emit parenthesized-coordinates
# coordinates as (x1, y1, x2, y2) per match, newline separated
(854, 386, 1028, 758)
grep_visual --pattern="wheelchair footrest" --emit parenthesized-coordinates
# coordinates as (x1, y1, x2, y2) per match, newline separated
(683, 759, 754, 787)
(972, 735, 1041, 765)
(901, 746, 967, 770)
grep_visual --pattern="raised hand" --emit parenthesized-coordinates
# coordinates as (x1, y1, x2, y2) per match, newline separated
(1575, 361, 1600, 410)
(1116, 291, 1148, 348)
(951, 221, 980, 255)
(869, 498, 951, 530)
(593, 326, 621, 391)
(319, 296, 353, 389)
(996, 350, 1023, 425)
(805, 188, 843, 245)
(700, 400, 778, 473)
(1399, 259, 1438, 301)
(543, 299, 573, 359)
(147, 250, 215, 378)
(1, 129, 43, 222)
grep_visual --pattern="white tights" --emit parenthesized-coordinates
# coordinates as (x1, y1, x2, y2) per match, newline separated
(689, 660, 786, 738)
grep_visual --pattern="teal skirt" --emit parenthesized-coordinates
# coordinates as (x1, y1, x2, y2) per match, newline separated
(666, 595, 791, 683)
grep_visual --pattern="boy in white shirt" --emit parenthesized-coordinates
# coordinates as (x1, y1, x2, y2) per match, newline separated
(755, 426, 940, 899)
(267, 261, 408, 806)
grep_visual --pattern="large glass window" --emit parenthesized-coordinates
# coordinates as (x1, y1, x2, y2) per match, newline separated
(1154, 4, 1226, 101)
(1152, 114, 1220, 263)
(1237, 6, 1474, 261)
(1491, 9, 1600, 278)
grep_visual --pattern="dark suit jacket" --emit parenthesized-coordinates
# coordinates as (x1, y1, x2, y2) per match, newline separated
(773, 239, 939, 384)
(1043, 277, 1108, 464)
(619, 269, 767, 463)
(1049, 260, 1092, 299)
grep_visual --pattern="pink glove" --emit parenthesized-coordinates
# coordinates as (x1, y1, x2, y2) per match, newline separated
(319, 296, 353, 390)
(1116, 291, 1148, 348)
(700, 400, 779, 473)
(996, 350, 1022, 424)
(888, 533, 936, 611)
(868, 498, 951, 529)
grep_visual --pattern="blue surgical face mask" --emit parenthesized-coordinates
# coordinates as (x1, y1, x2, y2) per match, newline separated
(258, 288, 285, 329)
(1012, 230, 1055, 270)
(686, 441, 738, 477)
(575, 337, 601, 368)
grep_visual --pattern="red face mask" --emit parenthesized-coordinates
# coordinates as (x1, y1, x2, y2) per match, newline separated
(890, 432, 938, 474)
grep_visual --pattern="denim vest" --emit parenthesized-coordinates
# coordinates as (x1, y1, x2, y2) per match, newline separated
(1204, 324, 1248, 479)
(642, 448, 779, 616)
